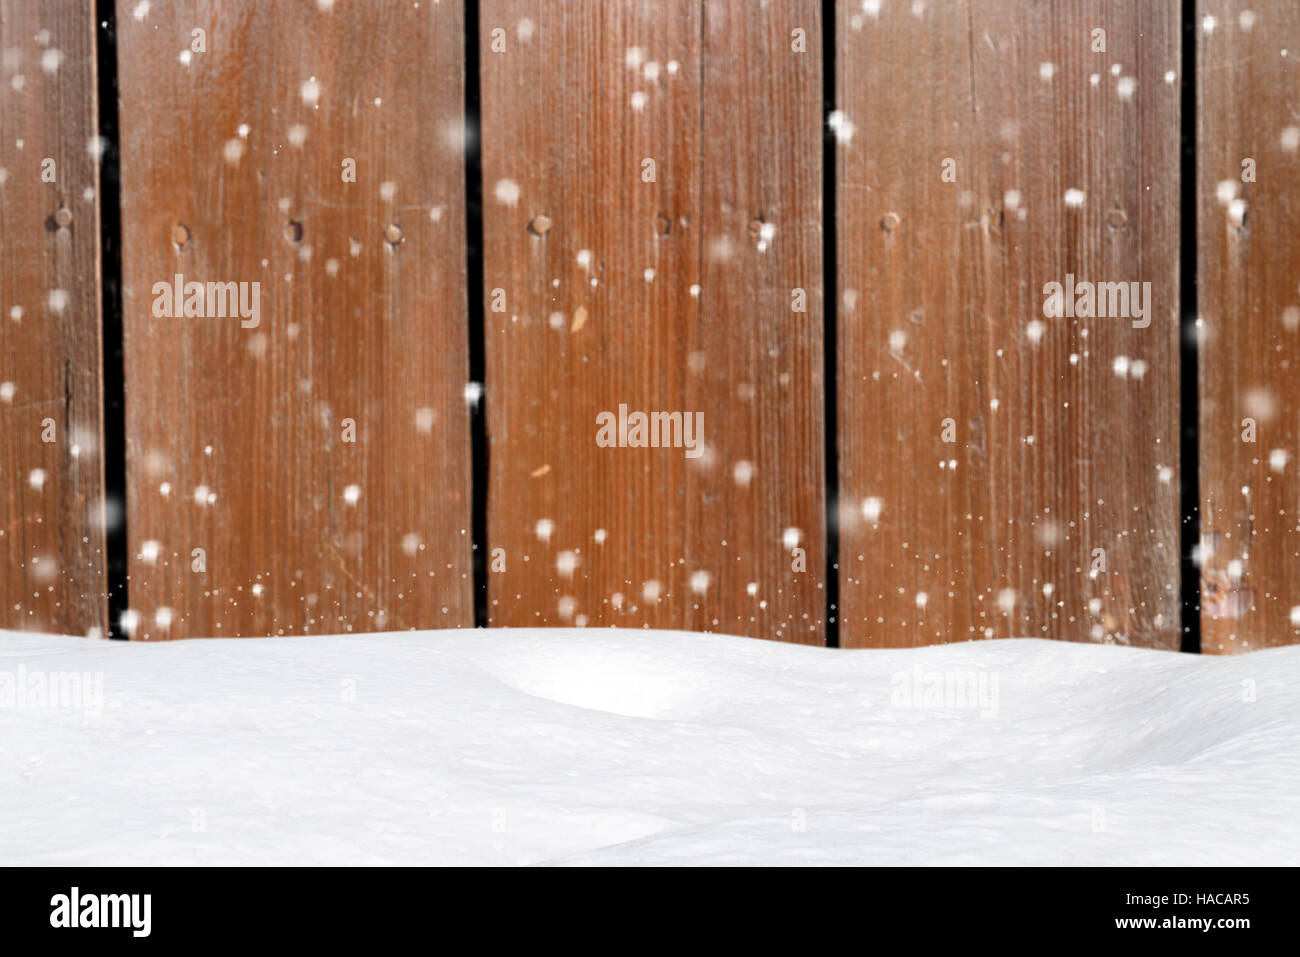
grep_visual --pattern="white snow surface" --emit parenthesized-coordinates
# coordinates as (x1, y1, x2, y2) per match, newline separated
(2, 628, 1298, 866)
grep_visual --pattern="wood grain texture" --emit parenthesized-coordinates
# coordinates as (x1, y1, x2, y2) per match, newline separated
(0, 0, 109, 636)
(1198, 1, 1300, 652)
(115, 0, 473, 638)
(836, 1, 1182, 648)
(480, 0, 826, 641)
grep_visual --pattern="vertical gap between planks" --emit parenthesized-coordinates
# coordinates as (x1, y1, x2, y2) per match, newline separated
(821, 0, 839, 648)
(1180, 0, 1201, 653)
(96, 0, 129, 639)
(465, 0, 489, 628)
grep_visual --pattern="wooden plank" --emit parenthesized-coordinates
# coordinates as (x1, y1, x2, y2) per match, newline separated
(115, 0, 473, 638)
(0, 0, 109, 636)
(1198, 1, 1300, 653)
(836, 1, 1182, 648)
(479, 1, 826, 641)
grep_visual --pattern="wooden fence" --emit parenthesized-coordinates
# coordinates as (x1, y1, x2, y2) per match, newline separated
(0, 0, 1295, 653)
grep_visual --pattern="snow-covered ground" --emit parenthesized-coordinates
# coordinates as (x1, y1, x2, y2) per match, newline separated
(2, 628, 1297, 865)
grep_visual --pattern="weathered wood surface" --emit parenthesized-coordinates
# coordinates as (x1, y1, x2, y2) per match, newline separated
(1197, 1, 1300, 653)
(115, 0, 474, 638)
(835, 1, 1183, 648)
(0, 0, 108, 636)
(479, 1, 827, 641)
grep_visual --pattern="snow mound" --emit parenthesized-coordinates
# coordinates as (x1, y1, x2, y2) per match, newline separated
(2, 629, 1297, 865)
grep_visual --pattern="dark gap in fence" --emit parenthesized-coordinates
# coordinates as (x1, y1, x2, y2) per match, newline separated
(96, 2, 129, 639)
(1179, 0, 1201, 654)
(821, 1, 840, 649)
(465, 0, 489, 628)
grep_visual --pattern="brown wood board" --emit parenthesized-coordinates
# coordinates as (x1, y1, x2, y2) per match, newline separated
(114, 0, 474, 638)
(479, 0, 828, 642)
(835, 1, 1182, 648)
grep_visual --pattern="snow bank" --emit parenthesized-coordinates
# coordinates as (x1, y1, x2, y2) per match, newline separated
(2, 629, 1297, 865)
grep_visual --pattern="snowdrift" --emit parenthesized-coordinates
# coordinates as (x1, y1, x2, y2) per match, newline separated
(2, 629, 1297, 865)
